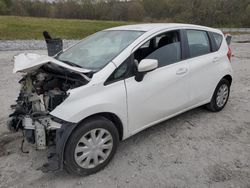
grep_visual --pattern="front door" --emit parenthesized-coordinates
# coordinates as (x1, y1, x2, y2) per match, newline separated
(125, 30, 190, 134)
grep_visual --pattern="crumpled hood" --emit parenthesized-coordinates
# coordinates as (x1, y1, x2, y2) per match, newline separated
(13, 53, 92, 74)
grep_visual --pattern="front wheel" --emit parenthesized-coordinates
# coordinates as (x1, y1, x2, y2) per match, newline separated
(64, 116, 119, 175)
(206, 78, 230, 112)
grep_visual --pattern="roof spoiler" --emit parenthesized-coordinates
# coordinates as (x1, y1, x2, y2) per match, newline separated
(224, 33, 232, 46)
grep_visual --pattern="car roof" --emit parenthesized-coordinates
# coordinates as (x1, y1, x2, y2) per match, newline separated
(106, 23, 221, 33)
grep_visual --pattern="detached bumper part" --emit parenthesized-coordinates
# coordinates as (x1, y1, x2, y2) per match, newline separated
(40, 121, 77, 173)
(40, 151, 60, 172)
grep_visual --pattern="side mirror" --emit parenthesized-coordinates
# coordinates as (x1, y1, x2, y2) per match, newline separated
(138, 59, 158, 73)
(135, 59, 158, 82)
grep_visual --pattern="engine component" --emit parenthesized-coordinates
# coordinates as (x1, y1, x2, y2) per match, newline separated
(47, 90, 66, 110)
(9, 63, 89, 152)
(22, 116, 45, 149)
(23, 116, 34, 130)
(34, 121, 47, 150)
(7, 117, 22, 131)
(25, 129, 35, 144)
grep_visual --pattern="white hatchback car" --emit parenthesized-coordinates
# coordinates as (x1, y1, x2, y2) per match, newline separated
(9, 24, 233, 175)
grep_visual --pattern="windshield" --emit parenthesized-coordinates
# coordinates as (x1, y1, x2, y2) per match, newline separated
(57, 30, 144, 70)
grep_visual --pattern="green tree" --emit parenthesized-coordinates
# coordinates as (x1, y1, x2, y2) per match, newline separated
(0, 0, 12, 15)
(243, 4, 250, 26)
(127, 1, 145, 21)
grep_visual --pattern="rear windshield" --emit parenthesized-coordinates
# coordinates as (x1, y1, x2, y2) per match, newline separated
(211, 32, 223, 51)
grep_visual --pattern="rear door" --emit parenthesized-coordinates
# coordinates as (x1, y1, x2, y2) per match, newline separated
(184, 29, 221, 106)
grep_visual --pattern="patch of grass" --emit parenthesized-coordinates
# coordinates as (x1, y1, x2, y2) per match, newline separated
(0, 16, 131, 40)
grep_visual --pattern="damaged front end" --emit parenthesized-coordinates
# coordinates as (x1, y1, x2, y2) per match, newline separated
(8, 53, 92, 170)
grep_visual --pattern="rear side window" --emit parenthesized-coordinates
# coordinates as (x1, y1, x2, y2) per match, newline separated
(211, 32, 223, 51)
(186, 30, 211, 58)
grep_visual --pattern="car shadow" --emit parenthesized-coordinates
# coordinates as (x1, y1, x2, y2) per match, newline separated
(45, 106, 209, 179)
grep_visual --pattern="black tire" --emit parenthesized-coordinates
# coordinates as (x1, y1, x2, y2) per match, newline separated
(206, 78, 230, 112)
(64, 116, 119, 176)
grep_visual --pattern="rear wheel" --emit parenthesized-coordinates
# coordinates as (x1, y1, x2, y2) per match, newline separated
(206, 78, 230, 112)
(64, 116, 119, 175)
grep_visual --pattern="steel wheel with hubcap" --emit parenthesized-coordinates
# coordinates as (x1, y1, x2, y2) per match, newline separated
(206, 78, 230, 112)
(216, 84, 229, 108)
(74, 128, 113, 169)
(64, 116, 119, 176)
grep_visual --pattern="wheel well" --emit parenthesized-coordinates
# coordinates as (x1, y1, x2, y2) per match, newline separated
(81, 112, 124, 141)
(222, 75, 232, 86)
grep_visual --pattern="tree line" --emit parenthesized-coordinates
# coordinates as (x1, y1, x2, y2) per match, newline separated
(0, 0, 250, 27)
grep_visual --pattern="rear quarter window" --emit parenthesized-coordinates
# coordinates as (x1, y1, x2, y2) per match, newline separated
(211, 32, 223, 51)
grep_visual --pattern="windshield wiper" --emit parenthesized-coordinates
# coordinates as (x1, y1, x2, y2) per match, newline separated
(60, 60, 83, 68)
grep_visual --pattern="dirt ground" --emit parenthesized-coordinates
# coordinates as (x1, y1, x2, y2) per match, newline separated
(0, 42, 250, 188)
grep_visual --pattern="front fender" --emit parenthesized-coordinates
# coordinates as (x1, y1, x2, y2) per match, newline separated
(50, 80, 128, 134)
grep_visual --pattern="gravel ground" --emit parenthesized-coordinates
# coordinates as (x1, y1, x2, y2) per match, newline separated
(0, 39, 250, 188)
(0, 40, 79, 51)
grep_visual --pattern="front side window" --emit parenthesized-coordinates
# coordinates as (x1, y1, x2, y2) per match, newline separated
(105, 57, 131, 85)
(57, 30, 144, 71)
(134, 30, 181, 68)
(186, 30, 211, 58)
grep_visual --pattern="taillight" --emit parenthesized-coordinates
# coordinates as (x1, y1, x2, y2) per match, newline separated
(224, 33, 232, 62)
(227, 47, 232, 62)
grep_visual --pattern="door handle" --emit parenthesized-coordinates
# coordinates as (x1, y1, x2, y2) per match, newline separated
(212, 57, 219, 63)
(176, 67, 188, 75)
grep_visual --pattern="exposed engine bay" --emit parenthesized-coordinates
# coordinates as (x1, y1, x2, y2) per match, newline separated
(8, 53, 91, 151)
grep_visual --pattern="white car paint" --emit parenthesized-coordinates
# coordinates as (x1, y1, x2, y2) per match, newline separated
(125, 59, 190, 134)
(137, 59, 158, 72)
(50, 62, 129, 137)
(13, 53, 92, 74)
(16, 24, 233, 140)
